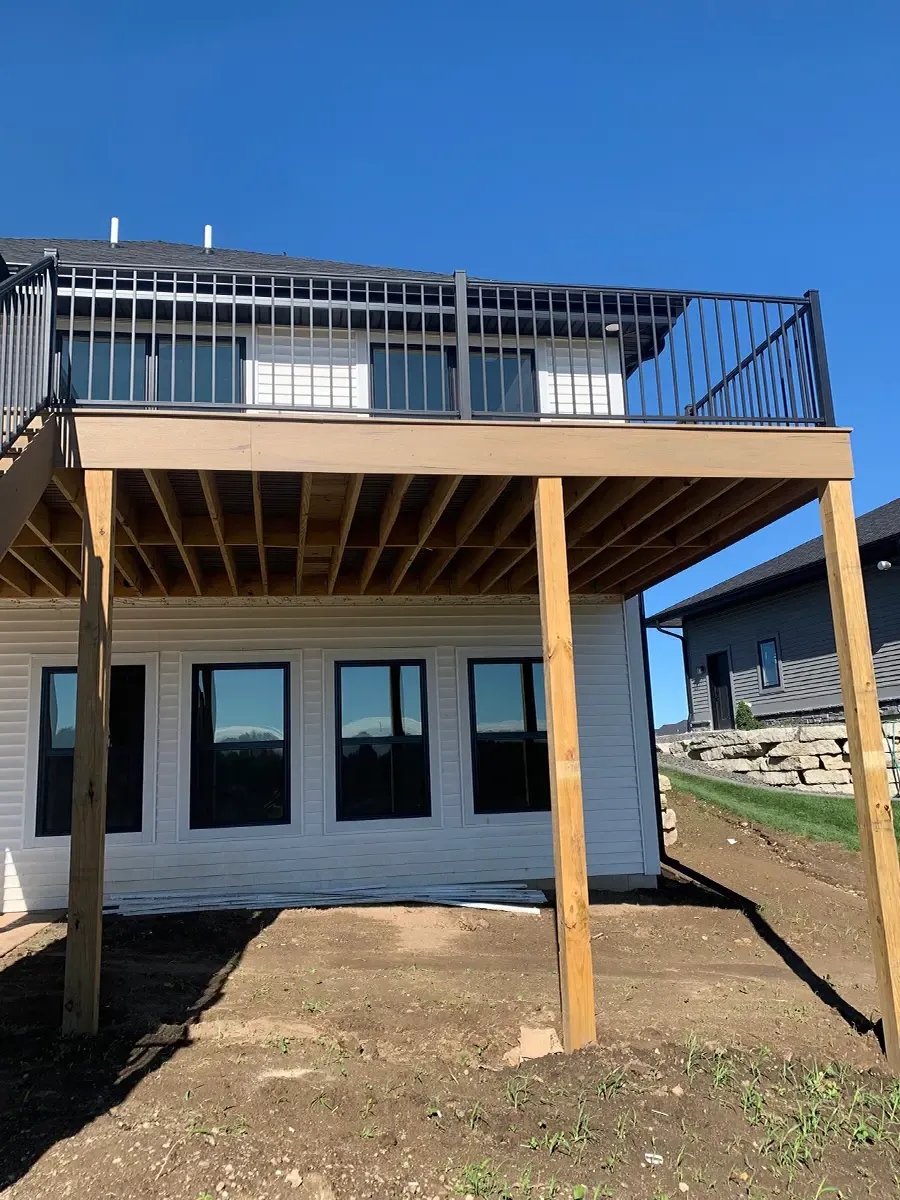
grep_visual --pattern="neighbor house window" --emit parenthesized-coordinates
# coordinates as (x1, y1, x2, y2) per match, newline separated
(36, 665, 145, 836)
(58, 332, 149, 403)
(370, 344, 452, 412)
(468, 348, 537, 414)
(758, 639, 781, 689)
(156, 336, 244, 405)
(190, 664, 289, 829)
(335, 661, 430, 820)
(468, 659, 550, 813)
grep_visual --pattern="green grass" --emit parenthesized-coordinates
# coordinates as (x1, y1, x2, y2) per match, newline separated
(667, 766, 900, 852)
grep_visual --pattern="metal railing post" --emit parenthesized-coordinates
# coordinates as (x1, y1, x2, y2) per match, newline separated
(804, 289, 836, 426)
(453, 269, 472, 419)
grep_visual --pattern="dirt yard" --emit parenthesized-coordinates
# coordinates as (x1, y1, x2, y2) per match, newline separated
(1, 789, 899, 1200)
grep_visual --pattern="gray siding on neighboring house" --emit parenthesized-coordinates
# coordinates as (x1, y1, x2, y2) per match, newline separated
(685, 564, 900, 725)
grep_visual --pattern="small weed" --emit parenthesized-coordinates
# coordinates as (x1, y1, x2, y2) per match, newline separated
(711, 1048, 734, 1090)
(309, 1093, 335, 1113)
(302, 997, 329, 1015)
(360, 1125, 379, 1139)
(277, 1035, 291, 1055)
(506, 1073, 532, 1111)
(595, 1068, 626, 1100)
(455, 1159, 511, 1198)
(468, 1101, 487, 1130)
(684, 1033, 702, 1080)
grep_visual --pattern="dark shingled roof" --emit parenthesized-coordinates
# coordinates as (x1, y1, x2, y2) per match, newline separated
(0, 237, 451, 281)
(649, 496, 900, 626)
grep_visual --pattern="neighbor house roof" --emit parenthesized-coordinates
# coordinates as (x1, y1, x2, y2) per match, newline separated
(649, 496, 900, 626)
(0, 237, 450, 281)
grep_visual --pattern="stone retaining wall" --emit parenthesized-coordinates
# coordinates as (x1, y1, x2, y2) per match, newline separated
(658, 724, 900, 797)
(659, 773, 677, 847)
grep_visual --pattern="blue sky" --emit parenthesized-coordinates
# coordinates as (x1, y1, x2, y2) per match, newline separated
(4, 1, 899, 724)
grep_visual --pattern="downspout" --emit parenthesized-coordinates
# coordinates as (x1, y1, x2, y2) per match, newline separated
(638, 594, 666, 861)
(655, 623, 693, 729)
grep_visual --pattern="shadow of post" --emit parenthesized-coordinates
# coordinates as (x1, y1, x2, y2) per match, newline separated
(660, 855, 876, 1041)
(0, 908, 279, 1189)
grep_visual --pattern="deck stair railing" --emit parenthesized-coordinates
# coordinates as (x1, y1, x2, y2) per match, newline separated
(0, 255, 58, 455)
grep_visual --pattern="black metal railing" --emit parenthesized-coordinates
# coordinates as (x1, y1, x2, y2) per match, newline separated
(3, 258, 834, 429)
(0, 256, 57, 454)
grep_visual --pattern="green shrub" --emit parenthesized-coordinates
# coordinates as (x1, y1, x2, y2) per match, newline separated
(735, 700, 760, 730)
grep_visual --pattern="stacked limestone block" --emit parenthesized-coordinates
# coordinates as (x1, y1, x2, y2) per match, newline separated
(658, 724, 900, 798)
(659, 773, 677, 847)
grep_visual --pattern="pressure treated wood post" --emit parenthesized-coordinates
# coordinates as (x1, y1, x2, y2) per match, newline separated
(820, 479, 900, 1070)
(62, 469, 116, 1035)
(534, 476, 596, 1052)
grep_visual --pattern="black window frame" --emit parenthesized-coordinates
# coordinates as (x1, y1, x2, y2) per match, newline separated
(154, 334, 246, 406)
(757, 638, 782, 690)
(189, 661, 291, 830)
(466, 347, 538, 416)
(369, 342, 454, 414)
(35, 664, 146, 837)
(57, 330, 152, 403)
(468, 657, 550, 815)
(334, 659, 432, 822)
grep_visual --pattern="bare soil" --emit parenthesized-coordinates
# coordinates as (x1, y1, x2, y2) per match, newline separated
(1, 789, 898, 1199)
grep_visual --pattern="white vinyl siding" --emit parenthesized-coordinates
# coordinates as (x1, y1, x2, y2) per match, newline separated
(253, 328, 366, 410)
(0, 597, 655, 912)
(537, 339, 624, 417)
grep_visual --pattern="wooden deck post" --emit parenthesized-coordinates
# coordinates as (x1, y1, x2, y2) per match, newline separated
(62, 469, 116, 1035)
(534, 476, 596, 1052)
(820, 480, 900, 1070)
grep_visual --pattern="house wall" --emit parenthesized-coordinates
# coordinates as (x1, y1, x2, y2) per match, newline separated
(0, 596, 658, 913)
(684, 564, 900, 725)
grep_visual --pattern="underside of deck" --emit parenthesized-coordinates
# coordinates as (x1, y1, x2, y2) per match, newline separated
(0, 410, 853, 601)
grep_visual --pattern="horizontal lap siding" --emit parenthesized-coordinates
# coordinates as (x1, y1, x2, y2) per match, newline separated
(0, 599, 649, 911)
(686, 567, 900, 721)
(253, 329, 362, 409)
(537, 340, 624, 417)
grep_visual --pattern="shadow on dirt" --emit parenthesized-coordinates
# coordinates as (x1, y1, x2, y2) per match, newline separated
(0, 909, 278, 1189)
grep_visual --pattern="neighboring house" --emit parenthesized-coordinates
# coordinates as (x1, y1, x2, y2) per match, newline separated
(649, 498, 900, 728)
(0, 234, 847, 919)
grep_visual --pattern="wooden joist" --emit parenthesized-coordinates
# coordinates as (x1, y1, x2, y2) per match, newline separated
(144, 469, 203, 596)
(389, 475, 462, 593)
(328, 474, 364, 595)
(296, 473, 312, 594)
(251, 471, 269, 595)
(360, 473, 412, 594)
(200, 470, 238, 596)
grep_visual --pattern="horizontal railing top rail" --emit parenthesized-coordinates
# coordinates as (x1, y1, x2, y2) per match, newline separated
(0, 254, 834, 429)
(1, 255, 57, 455)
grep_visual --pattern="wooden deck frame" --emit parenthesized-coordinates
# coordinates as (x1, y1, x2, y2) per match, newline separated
(61, 469, 116, 1035)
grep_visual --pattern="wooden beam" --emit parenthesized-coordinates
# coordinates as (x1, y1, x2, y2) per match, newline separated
(534, 477, 595, 1053)
(0, 415, 55, 560)
(612, 480, 814, 595)
(453, 480, 535, 590)
(0, 554, 34, 596)
(251, 471, 269, 595)
(144, 469, 202, 595)
(418, 476, 511, 593)
(820, 480, 900, 1071)
(9, 546, 68, 597)
(360, 473, 413, 594)
(328, 474, 363, 595)
(296, 472, 312, 594)
(62, 469, 116, 1035)
(199, 470, 238, 596)
(389, 475, 462, 593)
(61, 411, 854, 481)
